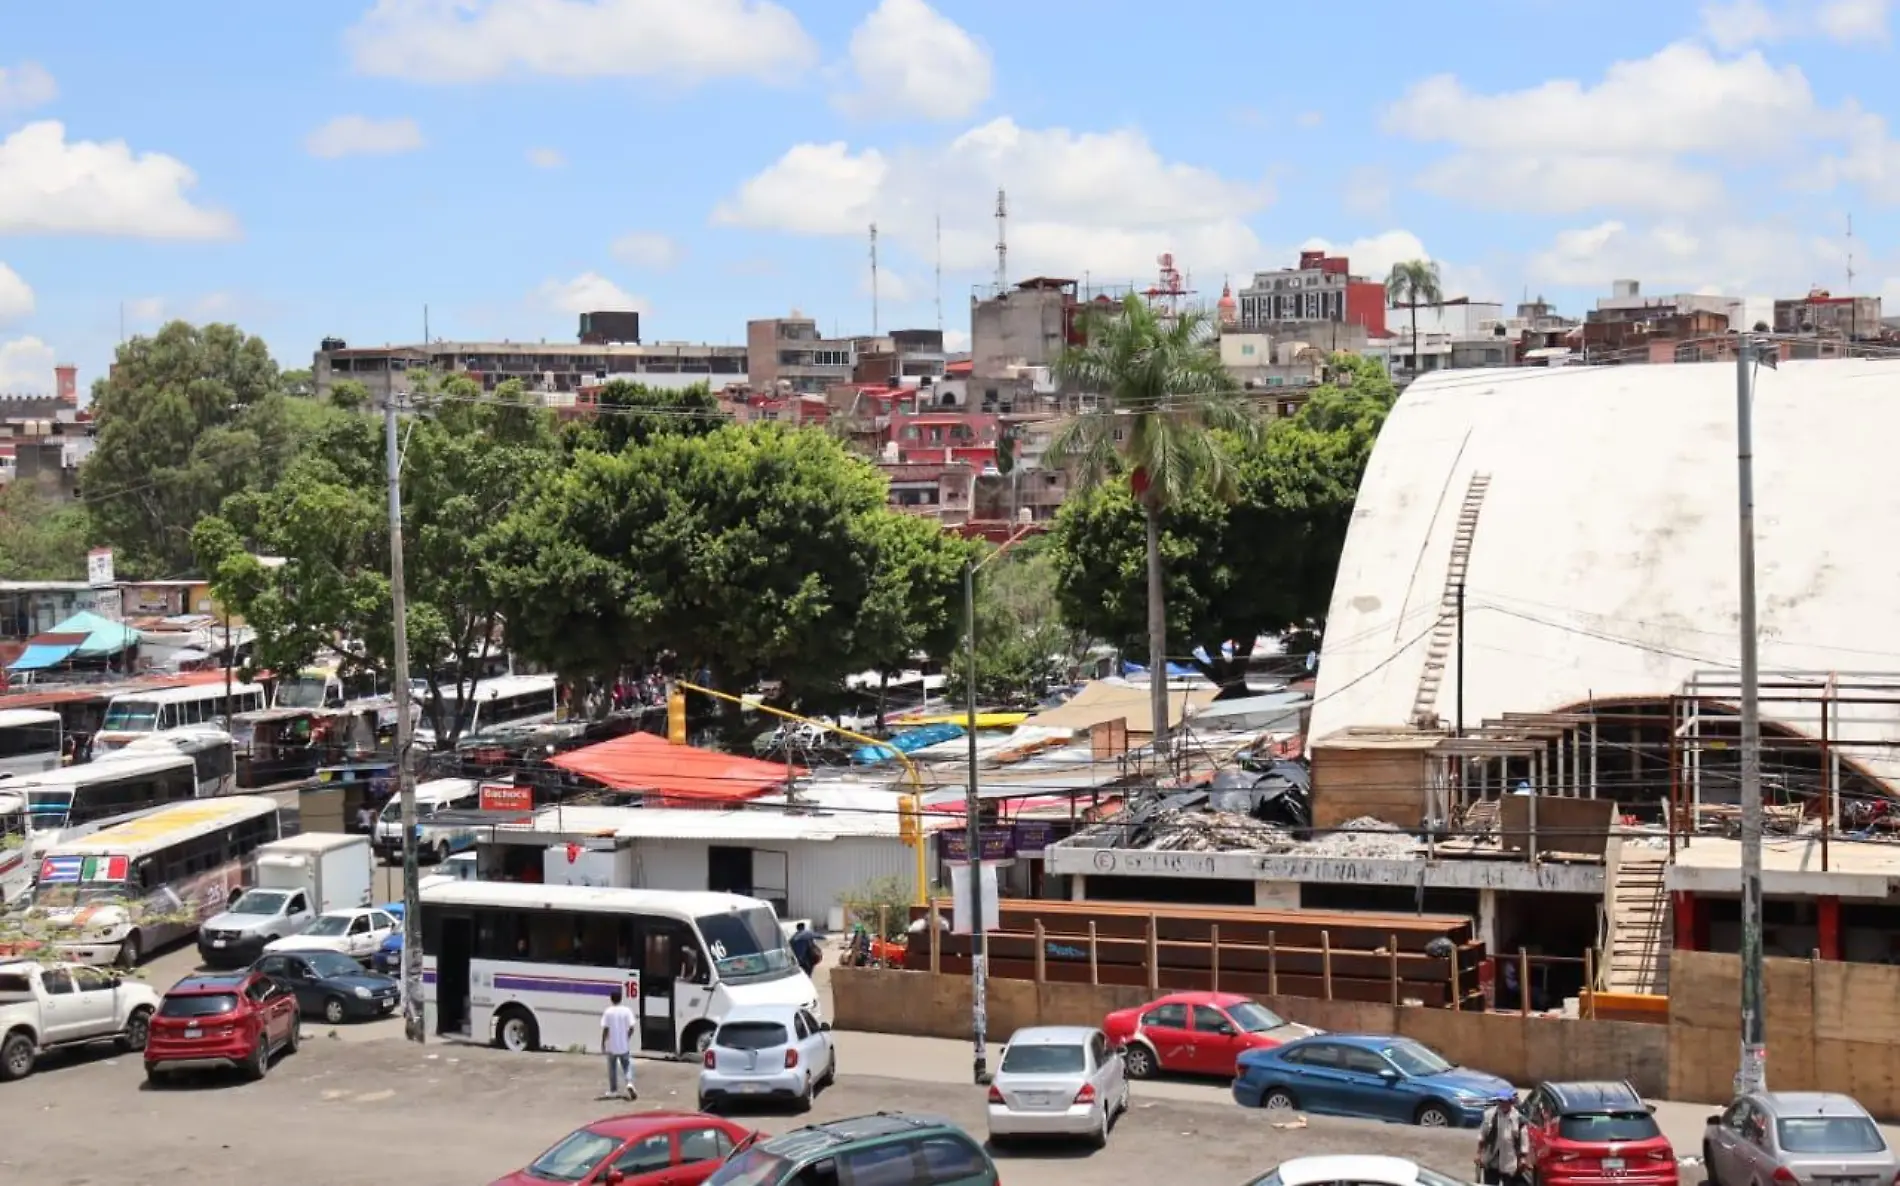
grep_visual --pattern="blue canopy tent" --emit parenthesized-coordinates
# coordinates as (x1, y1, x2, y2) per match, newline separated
(8, 610, 141, 671)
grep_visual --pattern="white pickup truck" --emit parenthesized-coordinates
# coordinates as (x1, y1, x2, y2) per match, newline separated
(0, 958, 160, 1082)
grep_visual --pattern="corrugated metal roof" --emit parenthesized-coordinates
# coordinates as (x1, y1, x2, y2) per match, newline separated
(518, 782, 935, 843)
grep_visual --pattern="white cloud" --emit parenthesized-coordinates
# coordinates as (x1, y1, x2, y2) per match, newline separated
(0, 264, 34, 324)
(0, 62, 56, 111)
(305, 115, 424, 160)
(611, 231, 683, 270)
(942, 329, 970, 352)
(1700, 0, 1890, 48)
(714, 117, 1272, 282)
(1381, 42, 1900, 214)
(0, 121, 236, 239)
(862, 268, 915, 304)
(1341, 166, 1391, 218)
(536, 272, 648, 315)
(1526, 219, 1839, 292)
(346, 0, 817, 85)
(0, 336, 54, 393)
(1298, 231, 1430, 284)
(833, 0, 992, 122)
(526, 146, 566, 169)
(122, 292, 239, 326)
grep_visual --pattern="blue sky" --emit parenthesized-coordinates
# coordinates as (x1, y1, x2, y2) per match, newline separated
(0, 0, 1896, 394)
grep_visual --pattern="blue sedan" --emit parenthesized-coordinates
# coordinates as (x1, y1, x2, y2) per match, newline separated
(1232, 1033, 1514, 1128)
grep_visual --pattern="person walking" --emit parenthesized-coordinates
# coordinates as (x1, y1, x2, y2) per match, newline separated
(790, 922, 822, 978)
(1477, 1094, 1527, 1186)
(600, 988, 637, 1101)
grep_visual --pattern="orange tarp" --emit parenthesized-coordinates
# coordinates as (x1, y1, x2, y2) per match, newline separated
(549, 731, 803, 804)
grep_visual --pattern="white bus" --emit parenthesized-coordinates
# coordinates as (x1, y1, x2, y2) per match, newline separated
(0, 790, 28, 906)
(0, 709, 62, 776)
(16, 752, 200, 858)
(27, 795, 281, 966)
(273, 661, 392, 711)
(113, 728, 237, 798)
(95, 682, 267, 752)
(416, 674, 558, 749)
(418, 881, 817, 1057)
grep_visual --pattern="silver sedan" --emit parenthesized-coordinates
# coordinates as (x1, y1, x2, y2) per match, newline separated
(1705, 1092, 1897, 1186)
(985, 1025, 1129, 1149)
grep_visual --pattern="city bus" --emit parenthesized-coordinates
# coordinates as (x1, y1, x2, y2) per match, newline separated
(0, 790, 28, 906)
(415, 674, 559, 749)
(28, 795, 281, 966)
(115, 728, 238, 798)
(417, 881, 818, 1057)
(16, 752, 199, 857)
(273, 661, 392, 710)
(0, 709, 62, 776)
(95, 682, 267, 752)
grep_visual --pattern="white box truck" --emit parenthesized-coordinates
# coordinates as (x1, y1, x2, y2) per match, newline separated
(196, 833, 373, 967)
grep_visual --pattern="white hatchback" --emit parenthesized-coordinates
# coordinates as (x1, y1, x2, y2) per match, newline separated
(262, 907, 399, 961)
(1245, 1156, 1474, 1186)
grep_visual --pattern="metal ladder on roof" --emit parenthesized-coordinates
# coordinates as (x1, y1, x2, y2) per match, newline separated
(1412, 472, 1492, 728)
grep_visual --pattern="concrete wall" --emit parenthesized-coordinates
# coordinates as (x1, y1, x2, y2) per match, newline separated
(833, 967, 1668, 1099)
(1669, 951, 1900, 1119)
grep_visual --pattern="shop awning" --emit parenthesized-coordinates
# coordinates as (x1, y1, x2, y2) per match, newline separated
(8, 641, 79, 671)
(550, 731, 804, 804)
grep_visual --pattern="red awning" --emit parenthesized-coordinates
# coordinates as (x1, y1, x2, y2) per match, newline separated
(550, 731, 804, 804)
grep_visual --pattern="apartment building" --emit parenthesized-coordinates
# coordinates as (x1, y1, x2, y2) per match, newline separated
(746, 316, 856, 393)
(1236, 251, 1387, 341)
(1775, 289, 1883, 341)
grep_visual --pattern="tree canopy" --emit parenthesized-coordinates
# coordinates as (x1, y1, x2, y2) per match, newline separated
(0, 483, 89, 580)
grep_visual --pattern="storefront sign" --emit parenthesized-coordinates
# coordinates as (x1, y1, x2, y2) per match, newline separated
(479, 783, 534, 815)
(940, 821, 1061, 862)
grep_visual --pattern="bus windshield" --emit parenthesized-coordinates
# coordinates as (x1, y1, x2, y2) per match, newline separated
(32, 880, 135, 909)
(696, 906, 797, 984)
(276, 676, 332, 709)
(102, 700, 160, 732)
(24, 789, 71, 827)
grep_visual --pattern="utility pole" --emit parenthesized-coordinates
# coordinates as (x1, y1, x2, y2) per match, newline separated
(1734, 335, 1767, 1094)
(869, 223, 880, 337)
(1454, 581, 1465, 738)
(384, 397, 423, 1044)
(963, 555, 988, 1084)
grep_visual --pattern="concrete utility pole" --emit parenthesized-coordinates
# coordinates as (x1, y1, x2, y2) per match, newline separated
(1734, 336, 1767, 1094)
(384, 398, 423, 1044)
(962, 555, 987, 1084)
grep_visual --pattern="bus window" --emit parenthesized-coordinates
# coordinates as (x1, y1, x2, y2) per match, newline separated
(101, 700, 159, 733)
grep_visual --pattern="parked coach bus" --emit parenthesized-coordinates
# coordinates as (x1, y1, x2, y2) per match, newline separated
(29, 795, 281, 967)
(0, 790, 28, 906)
(116, 728, 238, 799)
(95, 682, 267, 752)
(417, 881, 817, 1058)
(17, 752, 199, 858)
(0, 709, 62, 777)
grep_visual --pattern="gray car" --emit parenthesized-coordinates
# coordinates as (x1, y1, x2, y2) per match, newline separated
(986, 1025, 1129, 1148)
(1705, 1092, 1897, 1186)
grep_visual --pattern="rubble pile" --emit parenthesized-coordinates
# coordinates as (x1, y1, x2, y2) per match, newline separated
(1300, 815, 1422, 859)
(1141, 808, 1295, 853)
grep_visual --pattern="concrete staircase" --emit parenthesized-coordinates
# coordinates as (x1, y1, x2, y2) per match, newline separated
(1412, 472, 1492, 727)
(1605, 849, 1672, 995)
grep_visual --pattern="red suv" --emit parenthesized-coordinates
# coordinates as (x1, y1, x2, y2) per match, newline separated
(1525, 1080, 1678, 1186)
(145, 970, 300, 1086)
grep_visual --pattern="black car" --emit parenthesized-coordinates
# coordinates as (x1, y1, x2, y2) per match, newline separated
(253, 951, 401, 1025)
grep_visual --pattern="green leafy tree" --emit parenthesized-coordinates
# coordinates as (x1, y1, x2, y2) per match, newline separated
(850, 511, 973, 718)
(83, 321, 296, 576)
(948, 537, 1083, 706)
(1048, 294, 1259, 754)
(585, 380, 724, 453)
(492, 424, 903, 702)
(0, 483, 90, 580)
(1385, 259, 1443, 376)
(195, 376, 559, 748)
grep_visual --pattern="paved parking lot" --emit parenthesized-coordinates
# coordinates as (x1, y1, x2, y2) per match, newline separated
(5, 1032, 1482, 1186)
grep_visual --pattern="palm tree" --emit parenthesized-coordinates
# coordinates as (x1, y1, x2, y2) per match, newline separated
(1385, 259, 1443, 377)
(1049, 293, 1258, 763)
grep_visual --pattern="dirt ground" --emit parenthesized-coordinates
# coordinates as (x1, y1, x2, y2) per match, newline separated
(5, 1034, 1483, 1186)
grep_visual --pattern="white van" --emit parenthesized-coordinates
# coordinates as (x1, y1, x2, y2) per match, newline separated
(371, 778, 480, 864)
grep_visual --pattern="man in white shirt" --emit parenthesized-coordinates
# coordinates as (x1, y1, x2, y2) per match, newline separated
(600, 988, 637, 1101)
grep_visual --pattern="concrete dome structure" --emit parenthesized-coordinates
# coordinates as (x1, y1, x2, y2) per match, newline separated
(1309, 358, 1900, 793)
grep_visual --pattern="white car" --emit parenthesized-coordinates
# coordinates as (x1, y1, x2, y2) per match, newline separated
(262, 907, 399, 961)
(1244, 1156, 1472, 1186)
(986, 1026, 1129, 1148)
(0, 959, 161, 1081)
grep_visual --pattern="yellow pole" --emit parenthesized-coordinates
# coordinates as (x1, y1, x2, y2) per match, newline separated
(674, 679, 931, 906)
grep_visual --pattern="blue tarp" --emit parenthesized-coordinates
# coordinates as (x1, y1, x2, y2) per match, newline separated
(1119, 660, 1200, 678)
(8, 642, 79, 670)
(46, 610, 140, 655)
(853, 722, 966, 766)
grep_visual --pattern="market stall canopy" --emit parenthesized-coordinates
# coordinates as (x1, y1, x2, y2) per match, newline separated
(7, 611, 142, 670)
(550, 731, 805, 804)
(8, 638, 82, 670)
(1023, 679, 1218, 736)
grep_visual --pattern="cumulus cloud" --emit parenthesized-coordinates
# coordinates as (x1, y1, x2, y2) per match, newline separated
(526, 146, 566, 169)
(536, 272, 647, 315)
(611, 231, 683, 270)
(1526, 219, 1840, 292)
(0, 121, 236, 239)
(0, 264, 34, 323)
(0, 336, 55, 392)
(833, 0, 992, 122)
(346, 0, 817, 85)
(305, 115, 424, 159)
(714, 117, 1273, 282)
(1383, 42, 1900, 213)
(121, 292, 240, 327)
(1700, 0, 1890, 48)
(0, 62, 56, 111)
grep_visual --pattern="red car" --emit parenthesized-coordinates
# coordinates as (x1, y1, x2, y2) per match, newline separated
(1524, 1080, 1678, 1186)
(145, 970, 300, 1086)
(1103, 991, 1318, 1080)
(490, 1113, 760, 1186)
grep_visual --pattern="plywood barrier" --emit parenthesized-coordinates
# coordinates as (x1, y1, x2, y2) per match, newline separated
(1668, 951, 1900, 1119)
(833, 966, 1667, 1098)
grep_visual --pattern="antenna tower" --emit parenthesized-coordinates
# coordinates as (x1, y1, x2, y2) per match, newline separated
(994, 188, 1008, 295)
(934, 214, 943, 332)
(1846, 213, 1856, 292)
(869, 223, 880, 336)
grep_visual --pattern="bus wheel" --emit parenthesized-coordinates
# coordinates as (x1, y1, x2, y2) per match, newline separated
(115, 932, 142, 970)
(495, 1007, 538, 1053)
(682, 1022, 715, 1061)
